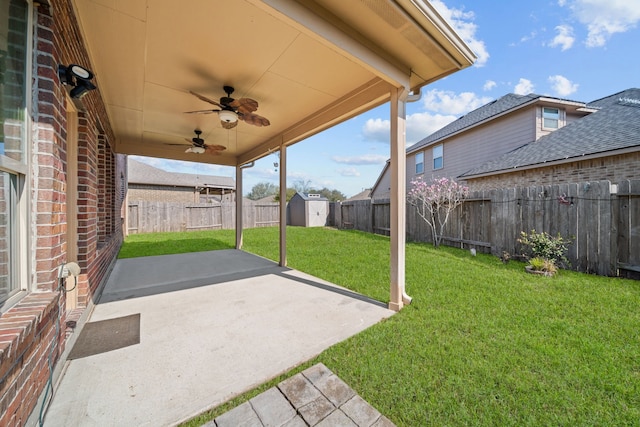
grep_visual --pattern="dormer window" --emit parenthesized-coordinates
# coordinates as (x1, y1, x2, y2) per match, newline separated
(543, 107, 560, 129)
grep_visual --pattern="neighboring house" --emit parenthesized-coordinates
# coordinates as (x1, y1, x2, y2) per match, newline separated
(288, 193, 329, 227)
(128, 159, 235, 203)
(371, 92, 596, 198)
(461, 88, 640, 189)
(344, 188, 372, 201)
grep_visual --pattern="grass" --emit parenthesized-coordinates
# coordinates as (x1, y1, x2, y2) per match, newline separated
(119, 227, 640, 426)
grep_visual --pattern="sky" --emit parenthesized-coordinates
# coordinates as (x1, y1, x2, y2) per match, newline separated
(132, 0, 640, 198)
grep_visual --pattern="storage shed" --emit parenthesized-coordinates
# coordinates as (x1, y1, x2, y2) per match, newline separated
(288, 193, 329, 227)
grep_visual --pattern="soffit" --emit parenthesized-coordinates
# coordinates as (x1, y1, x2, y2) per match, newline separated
(71, 0, 474, 166)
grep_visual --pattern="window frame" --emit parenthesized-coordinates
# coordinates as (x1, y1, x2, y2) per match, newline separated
(542, 107, 560, 130)
(433, 144, 443, 170)
(414, 151, 424, 174)
(0, 0, 33, 310)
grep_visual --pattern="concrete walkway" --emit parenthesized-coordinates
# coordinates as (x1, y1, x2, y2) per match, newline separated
(208, 363, 395, 427)
(42, 250, 394, 426)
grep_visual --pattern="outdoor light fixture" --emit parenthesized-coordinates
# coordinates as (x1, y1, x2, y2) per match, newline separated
(218, 109, 238, 123)
(58, 64, 97, 99)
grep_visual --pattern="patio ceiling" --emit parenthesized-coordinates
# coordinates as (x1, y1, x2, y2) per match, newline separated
(71, 0, 475, 167)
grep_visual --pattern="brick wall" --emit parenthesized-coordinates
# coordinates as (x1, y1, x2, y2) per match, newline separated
(465, 152, 640, 191)
(0, 1, 125, 425)
(129, 185, 198, 203)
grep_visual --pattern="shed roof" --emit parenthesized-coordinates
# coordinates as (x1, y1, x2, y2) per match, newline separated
(128, 159, 235, 190)
(292, 192, 329, 201)
(461, 88, 640, 178)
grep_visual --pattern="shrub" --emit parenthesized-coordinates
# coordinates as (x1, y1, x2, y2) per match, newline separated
(518, 230, 571, 267)
(528, 256, 558, 274)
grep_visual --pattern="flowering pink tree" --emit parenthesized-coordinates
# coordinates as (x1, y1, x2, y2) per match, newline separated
(407, 177, 469, 248)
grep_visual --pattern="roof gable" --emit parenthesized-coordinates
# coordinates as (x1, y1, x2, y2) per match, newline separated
(128, 159, 235, 189)
(407, 93, 539, 153)
(461, 88, 640, 178)
(407, 92, 589, 154)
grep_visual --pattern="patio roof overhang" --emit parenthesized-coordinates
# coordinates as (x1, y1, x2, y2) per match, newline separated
(71, 0, 475, 311)
(71, 0, 475, 166)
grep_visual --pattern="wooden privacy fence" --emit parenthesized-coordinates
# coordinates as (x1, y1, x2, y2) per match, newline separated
(333, 180, 640, 277)
(127, 201, 279, 234)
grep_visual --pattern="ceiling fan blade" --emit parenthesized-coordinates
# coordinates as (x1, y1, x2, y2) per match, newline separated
(205, 144, 226, 153)
(189, 90, 224, 108)
(229, 97, 259, 114)
(184, 109, 219, 114)
(239, 112, 270, 127)
(221, 120, 238, 129)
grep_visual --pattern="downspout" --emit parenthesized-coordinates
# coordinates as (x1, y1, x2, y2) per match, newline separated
(399, 88, 421, 305)
(407, 88, 422, 103)
(236, 162, 254, 250)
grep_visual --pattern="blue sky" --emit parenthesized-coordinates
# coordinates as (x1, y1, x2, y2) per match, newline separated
(132, 0, 640, 198)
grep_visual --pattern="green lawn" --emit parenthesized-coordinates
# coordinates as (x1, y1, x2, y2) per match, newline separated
(120, 227, 640, 426)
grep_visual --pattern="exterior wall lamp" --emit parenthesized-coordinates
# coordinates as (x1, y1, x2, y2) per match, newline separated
(58, 64, 97, 99)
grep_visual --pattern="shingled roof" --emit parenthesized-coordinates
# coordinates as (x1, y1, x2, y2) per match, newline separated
(408, 93, 538, 153)
(128, 158, 235, 190)
(461, 88, 640, 178)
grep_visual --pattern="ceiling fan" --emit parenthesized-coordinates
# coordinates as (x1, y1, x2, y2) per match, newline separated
(186, 85, 270, 129)
(165, 129, 226, 155)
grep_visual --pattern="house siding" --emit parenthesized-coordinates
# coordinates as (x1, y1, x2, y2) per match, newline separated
(466, 152, 640, 191)
(402, 107, 537, 189)
(0, 2, 124, 425)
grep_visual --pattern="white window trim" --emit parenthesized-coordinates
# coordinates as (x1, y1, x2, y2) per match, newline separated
(415, 152, 424, 174)
(0, 0, 34, 310)
(433, 144, 443, 170)
(542, 107, 561, 130)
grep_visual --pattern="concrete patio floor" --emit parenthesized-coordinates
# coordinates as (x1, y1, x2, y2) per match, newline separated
(41, 250, 394, 426)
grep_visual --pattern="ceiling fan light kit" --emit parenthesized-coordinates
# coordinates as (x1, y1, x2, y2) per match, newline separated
(218, 109, 238, 123)
(185, 146, 206, 154)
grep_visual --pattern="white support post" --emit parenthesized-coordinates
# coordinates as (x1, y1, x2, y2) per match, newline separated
(279, 145, 287, 267)
(235, 165, 243, 249)
(389, 86, 411, 311)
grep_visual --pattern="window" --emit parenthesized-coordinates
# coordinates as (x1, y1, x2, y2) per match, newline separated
(1, 0, 30, 306)
(543, 107, 559, 129)
(0, 173, 17, 304)
(415, 152, 424, 174)
(433, 144, 443, 170)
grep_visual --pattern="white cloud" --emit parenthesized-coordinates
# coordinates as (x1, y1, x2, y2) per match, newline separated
(429, 0, 489, 66)
(549, 24, 575, 50)
(483, 80, 497, 91)
(562, 0, 640, 47)
(514, 78, 535, 95)
(406, 112, 457, 143)
(362, 118, 390, 143)
(362, 113, 458, 145)
(337, 167, 361, 177)
(363, 89, 492, 144)
(422, 89, 493, 115)
(332, 154, 387, 165)
(548, 75, 579, 96)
